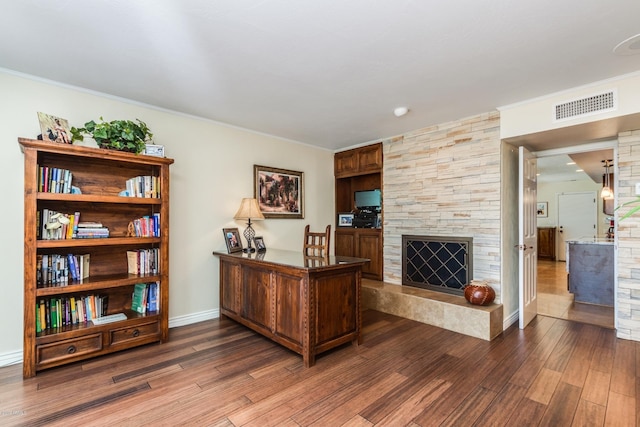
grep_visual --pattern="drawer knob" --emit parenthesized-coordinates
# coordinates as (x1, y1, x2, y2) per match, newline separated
(67, 345, 76, 354)
(132, 329, 140, 337)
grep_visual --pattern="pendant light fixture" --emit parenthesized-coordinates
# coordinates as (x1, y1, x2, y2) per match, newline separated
(601, 159, 614, 200)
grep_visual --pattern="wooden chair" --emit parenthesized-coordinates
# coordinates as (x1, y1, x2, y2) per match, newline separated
(303, 224, 331, 257)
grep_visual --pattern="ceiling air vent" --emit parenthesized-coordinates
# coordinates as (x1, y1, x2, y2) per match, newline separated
(553, 90, 617, 122)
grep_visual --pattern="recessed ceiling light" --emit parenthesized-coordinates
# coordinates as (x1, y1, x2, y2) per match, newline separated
(566, 162, 576, 165)
(613, 34, 640, 56)
(393, 107, 409, 117)
(576, 169, 583, 172)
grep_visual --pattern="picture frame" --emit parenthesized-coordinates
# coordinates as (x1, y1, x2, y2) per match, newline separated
(338, 212, 354, 227)
(254, 165, 304, 219)
(222, 227, 243, 253)
(537, 202, 548, 218)
(254, 236, 266, 252)
(144, 144, 165, 157)
(37, 112, 72, 144)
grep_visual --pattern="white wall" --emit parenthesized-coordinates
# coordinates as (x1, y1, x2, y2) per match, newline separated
(0, 71, 335, 364)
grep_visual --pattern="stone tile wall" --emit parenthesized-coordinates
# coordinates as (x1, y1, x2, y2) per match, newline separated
(616, 129, 640, 340)
(382, 111, 502, 300)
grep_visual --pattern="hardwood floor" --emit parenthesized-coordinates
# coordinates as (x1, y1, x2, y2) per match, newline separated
(0, 310, 636, 426)
(537, 259, 614, 329)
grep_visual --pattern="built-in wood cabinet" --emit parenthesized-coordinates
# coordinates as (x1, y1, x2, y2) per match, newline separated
(19, 138, 173, 378)
(537, 227, 556, 260)
(335, 143, 382, 178)
(335, 142, 383, 280)
(335, 228, 382, 279)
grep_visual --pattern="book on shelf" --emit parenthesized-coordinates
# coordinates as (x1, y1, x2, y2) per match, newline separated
(37, 165, 73, 194)
(131, 283, 148, 314)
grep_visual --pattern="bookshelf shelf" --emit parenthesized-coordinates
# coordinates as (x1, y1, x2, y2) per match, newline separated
(37, 193, 163, 205)
(20, 138, 173, 378)
(36, 237, 161, 249)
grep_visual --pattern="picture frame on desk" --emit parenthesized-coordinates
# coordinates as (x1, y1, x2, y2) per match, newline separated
(254, 236, 266, 252)
(223, 227, 243, 253)
(338, 213, 354, 227)
(254, 165, 304, 219)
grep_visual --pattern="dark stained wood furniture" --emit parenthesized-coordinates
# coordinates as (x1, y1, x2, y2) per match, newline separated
(19, 138, 173, 378)
(334, 142, 383, 280)
(213, 248, 367, 367)
(537, 226, 556, 260)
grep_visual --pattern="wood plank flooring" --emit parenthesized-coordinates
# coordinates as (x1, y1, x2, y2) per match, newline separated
(537, 259, 614, 329)
(0, 309, 636, 426)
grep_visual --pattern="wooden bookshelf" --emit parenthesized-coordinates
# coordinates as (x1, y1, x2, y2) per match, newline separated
(19, 138, 174, 378)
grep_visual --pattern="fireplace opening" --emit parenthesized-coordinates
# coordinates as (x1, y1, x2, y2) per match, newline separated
(402, 235, 473, 296)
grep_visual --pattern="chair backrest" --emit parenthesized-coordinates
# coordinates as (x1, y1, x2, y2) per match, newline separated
(303, 224, 331, 257)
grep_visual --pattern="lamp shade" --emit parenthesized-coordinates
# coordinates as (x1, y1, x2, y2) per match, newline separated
(234, 198, 265, 220)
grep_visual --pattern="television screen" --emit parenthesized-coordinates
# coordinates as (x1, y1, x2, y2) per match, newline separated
(355, 189, 381, 209)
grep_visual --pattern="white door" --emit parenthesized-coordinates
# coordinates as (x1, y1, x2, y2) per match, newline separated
(557, 192, 597, 261)
(519, 147, 538, 329)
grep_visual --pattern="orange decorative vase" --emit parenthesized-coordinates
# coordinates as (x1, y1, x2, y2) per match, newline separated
(464, 280, 495, 306)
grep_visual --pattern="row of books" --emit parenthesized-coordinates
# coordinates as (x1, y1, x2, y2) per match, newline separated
(76, 222, 110, 239)
(36, 294, 107, 332)
(36, 253, 90, 287)
(38, 165, 73, 194)
(126, 175, 161, 198)
(130, 213, 161, 237)
(131, 282, 159, 314)
(127, 248, 160, 275)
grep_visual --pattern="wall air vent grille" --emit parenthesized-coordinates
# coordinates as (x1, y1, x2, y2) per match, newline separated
(553, 90, 617, 122)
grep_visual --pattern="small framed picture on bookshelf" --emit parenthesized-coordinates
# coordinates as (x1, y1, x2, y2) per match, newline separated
(338, 213, 354, 227)
(37, 112, 72, 144)
(223, 228, 243, 253)
(254, 236, 266, 252)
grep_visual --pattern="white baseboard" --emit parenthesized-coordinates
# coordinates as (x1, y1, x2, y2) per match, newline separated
(0, 309, 221, 368)
(504, 309, 519, 330)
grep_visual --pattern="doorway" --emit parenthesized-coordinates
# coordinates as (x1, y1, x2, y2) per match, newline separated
(533, 146, 615, 329)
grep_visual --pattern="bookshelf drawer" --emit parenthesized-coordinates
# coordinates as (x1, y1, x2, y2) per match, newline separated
(37, 333, 103, 365)
(109, 320, 159, 345)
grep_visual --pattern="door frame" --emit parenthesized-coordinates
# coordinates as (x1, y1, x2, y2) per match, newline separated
(533, 140, 618, 330)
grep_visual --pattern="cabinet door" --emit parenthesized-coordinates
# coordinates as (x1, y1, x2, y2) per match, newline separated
(335, 231, 356, 257)
(220, 261, 241, 314)
(358, 232, 382, 279)
(357, 143, 382, 174)
(335, 150, 358, 177)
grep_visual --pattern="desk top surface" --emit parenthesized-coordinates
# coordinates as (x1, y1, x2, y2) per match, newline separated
(213, 248, 369, 270)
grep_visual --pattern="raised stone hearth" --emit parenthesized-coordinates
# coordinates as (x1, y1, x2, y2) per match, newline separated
(362, 279, 503, 341)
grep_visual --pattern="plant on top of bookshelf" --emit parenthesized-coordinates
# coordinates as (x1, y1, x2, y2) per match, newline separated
(70, 117, 153, 154)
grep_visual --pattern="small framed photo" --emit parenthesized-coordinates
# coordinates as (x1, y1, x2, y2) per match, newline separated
(254, 236, 266, 252)
(37, 112, 72, 144)
(145, 144, 165, 157)
(338, 213, 354, 227)
(223, 227, 243, 253)
(537, 202, 548, 218)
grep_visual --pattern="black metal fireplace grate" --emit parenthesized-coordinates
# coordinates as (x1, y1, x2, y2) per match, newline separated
(402, 235, 473, 296)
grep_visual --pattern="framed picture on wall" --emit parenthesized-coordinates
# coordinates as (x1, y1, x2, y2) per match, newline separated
(254, 165, 304, 219)
(537, 202, 548, 218)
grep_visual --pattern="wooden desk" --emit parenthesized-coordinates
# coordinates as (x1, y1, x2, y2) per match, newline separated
(212, 249, 368, 367)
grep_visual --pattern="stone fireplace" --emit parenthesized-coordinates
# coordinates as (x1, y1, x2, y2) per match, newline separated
(402, 235, 473, 296)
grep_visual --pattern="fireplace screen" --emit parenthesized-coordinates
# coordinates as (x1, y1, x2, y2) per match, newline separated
(402, 235, 473, 295)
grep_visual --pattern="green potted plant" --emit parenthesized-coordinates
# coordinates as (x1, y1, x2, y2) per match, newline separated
(70, 117, 153, 154)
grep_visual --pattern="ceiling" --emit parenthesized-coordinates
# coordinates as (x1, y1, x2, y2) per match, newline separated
(2, 1, 640, 151)
(537, 151, 612, 184)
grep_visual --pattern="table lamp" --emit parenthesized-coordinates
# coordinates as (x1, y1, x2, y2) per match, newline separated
(234, 198, 265, 252)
